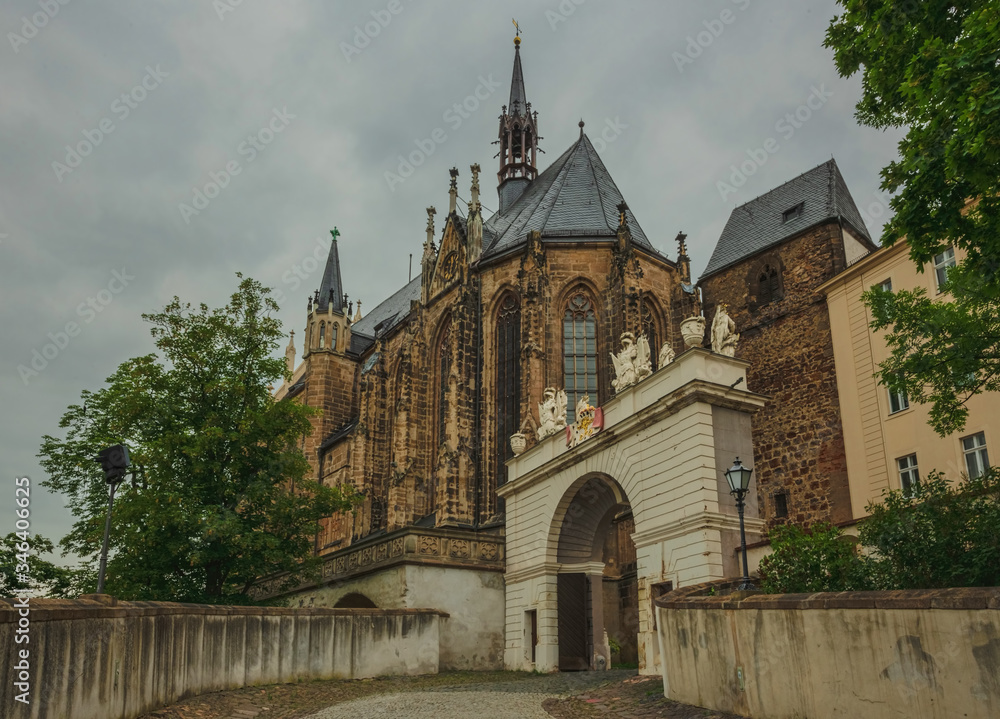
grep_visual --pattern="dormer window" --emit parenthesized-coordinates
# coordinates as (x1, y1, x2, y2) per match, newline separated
(781, 202, 804, 223)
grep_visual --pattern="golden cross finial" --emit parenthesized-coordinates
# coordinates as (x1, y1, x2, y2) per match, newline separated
(512, 18, 521, 41)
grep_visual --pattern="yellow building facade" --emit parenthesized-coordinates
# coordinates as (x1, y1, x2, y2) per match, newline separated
(821, 240, 997, 519)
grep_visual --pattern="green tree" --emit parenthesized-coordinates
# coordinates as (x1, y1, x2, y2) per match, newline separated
(826, 1, 1000, 435)
(39, 275, 357, 604)
(0, 533, 88, 598)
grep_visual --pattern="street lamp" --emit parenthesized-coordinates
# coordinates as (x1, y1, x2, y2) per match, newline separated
(724, 457, 756, 591)
(94, 444, 130, 595)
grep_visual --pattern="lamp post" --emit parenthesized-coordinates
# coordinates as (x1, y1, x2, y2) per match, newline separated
(94, 444, 130, 595)
(724, 457, 756, 591)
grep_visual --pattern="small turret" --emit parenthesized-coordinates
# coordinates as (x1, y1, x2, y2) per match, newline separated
(496, 35, 540, 213)
(304, 228, 351, 358)
(467, 163, 483, 262)
(421, 206, 437, 304)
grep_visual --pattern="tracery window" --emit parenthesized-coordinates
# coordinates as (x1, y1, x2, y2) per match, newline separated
(563, 293, 598, 410)
(318, 322, 325, 348)
(495, 294, 521, 487)
(436, 318, 452, 450)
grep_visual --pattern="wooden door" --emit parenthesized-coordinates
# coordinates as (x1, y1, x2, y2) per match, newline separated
(558, 573, 589, 671)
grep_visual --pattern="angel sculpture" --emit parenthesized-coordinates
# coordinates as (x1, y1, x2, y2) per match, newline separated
(711, 304, 739, 357)
(537, 387, 568, 440)
(610, 332, 652, 393)
(657, 341, 675, 368)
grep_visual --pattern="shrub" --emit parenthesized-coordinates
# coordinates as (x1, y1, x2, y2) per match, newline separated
(860, 468, 1000, 589)
(757, 522, 872, 594)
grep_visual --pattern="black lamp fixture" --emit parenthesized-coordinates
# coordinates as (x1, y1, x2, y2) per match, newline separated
(94, 444, 131, 595)
(724, 457, 756, 591)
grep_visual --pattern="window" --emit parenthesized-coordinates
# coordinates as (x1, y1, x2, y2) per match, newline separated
(773, 492, 788, 519)
(318, 322, 325, 348)
(757, 264, 782, 305)
(781, 202, 804, 223)
(563, 293, 598, 410)
(877, 279, 892, 293)
(331, 323, 338, 351)
(962, 432, 990, 479)
(933, 247, 956, 289)
(897, 454, 919, 493)
(436, 318, 452, 449)
(495, 294, 521, 488)
(888, 387, 909, 414)
(640, 300, 658, 370)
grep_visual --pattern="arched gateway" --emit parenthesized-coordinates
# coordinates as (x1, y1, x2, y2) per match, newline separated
(499, 348, 766, 675)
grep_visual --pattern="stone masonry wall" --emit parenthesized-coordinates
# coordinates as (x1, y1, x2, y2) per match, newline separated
(700, 222, 852, 526)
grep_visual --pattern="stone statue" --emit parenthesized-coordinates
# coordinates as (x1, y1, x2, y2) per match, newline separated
(537, 387, 568, 440)
(711, 304, 739, 357)
(610, 332, 652, 393)
(657, 342, 675, 368)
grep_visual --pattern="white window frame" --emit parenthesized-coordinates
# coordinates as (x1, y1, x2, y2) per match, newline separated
(888, 387, 909, 414)
(962, 432, 990, 479)
(897, 454, 919, 493)
(878, 278, 892, 293)
(933, 247, 956, 290)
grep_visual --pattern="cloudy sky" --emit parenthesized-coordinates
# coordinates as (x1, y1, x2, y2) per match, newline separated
(1, 0, 904, 558)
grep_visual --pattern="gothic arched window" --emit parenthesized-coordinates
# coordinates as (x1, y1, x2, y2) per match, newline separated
(641, 300, 658, 370)
(318, 322, 326, 348)
(436, 318, 452, 451)
(495, 294, 521, 488)
(330, 323, 338, 351)
(757, 264, 782, 306)
(563, 293, 598, 410)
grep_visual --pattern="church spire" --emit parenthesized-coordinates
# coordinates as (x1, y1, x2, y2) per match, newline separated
(316, 227, 344, 312)
(496, 34, 540, 213)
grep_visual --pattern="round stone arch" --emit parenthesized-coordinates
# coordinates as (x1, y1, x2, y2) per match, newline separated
(546, 472, 641, 671)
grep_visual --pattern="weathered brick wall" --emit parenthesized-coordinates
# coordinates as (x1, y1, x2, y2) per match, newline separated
(700, 223, 852, 526)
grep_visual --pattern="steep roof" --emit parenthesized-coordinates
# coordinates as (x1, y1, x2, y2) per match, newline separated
(509, 41, 527, 113)
(316, 235, 345, 312)
(482, 133, 659, 259)
(349, 274, 422, 354)
(702, 159, 872, 279)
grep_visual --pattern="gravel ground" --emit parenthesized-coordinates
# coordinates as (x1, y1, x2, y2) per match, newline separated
(305, 690, 559, 719)
(140, 670, 747, 719)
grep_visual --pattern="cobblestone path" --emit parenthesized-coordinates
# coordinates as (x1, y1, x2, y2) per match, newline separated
(141, 671, 747, 719)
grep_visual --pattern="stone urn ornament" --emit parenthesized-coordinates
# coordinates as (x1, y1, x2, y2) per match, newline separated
(510, 432, 527, 456)
(680, 316, 706, 348)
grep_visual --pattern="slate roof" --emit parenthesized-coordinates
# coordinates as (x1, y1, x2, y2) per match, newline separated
(316, 236, 344, 312)
(482, 133, 659, 259)
(349, 274, 422, 354)
(509, 42, 527, 114)
(702, 159, 872, 279)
